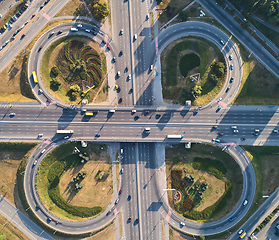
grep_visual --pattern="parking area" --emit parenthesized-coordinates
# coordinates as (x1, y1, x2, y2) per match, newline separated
(255, 214, 279, 240)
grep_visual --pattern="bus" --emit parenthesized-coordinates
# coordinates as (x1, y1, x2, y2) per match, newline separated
(32, 71, 38, 83)
(57, 130, 74, 134)
(239, 231, 246, 239)
(85, 112, 93, 116)
(167, 135, 184, 139)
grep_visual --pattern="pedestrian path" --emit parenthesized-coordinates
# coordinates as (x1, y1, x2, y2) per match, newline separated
(0, 195, 54, 240)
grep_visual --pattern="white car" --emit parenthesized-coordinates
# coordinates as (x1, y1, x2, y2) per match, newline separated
(77, 24, 82, 28)
(128, 74, 131, 80)
(243, 200, 248, 206)
(117, 71, 120, 77)
(134, 34, 137, 40)
(85, 29, 90, 33)
(120, 29, 123, 35)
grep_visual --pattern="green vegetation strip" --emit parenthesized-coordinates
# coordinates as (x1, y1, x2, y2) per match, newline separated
(37, 142, 102, 218)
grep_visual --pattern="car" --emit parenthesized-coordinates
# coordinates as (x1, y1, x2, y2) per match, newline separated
(120, 29, 123, 35)
(85, 29, 90, 33)
(19, 9, 24, 14)
(119, 189, 122, 195)
(230, 77, 234, 83)
(133, 143, 135, 148)
(107, 45, 111, 50)
(219, 133, 224, 136)
(238, 229, 243, 235)
(39, 89, 43, 94)
(77, 24, 82, 28)
(57, 30, 62, 34)
(193, 110, 198, 115)
(49, 32, 54, 37)
(134, 115, 139, 121)
(127, 195, 131, 201)
(134, 34, 137, 40)
(11, 36, 15, 41)
(119, 50, 123, 56)
(216, 107, 221, 113)
(115, 198, 119, 204)
(146, 14, 149, 20)
(220, 39, 224, 45)
(8, 23, 12, 29)
(217, 97, 222, 102)
(106, 210, 111, 216)
(10, 113, 15, 117)
(233, 129, 239, 133)
(241, 138, 246, 141)
(38, 47, 42, 52)
(212, 139, 221, 143)
(135, 218, 139, 224)
(21, 34, 25, 39)
(16, 13, 21, 18)
(117, 71, 120, 77)
(226, 87, 230, 93)
(230, 64, 233, 70)
(229, 55, 233, 60)
(128, 217, 132, 223)
(254, 129, 260, 132)
(32, 14, 36, 18)
(229, 217, 234, 222)
(254, 132, 259, 136)
(33, 160, 37, 166)
(243, 200, 248, 206)
(273, 129, 278, 133)
(180, 222, 185, 227)
(120, 168, 123, 174)
(118, 98, 122, 103)
(145, 110, 150, 114)
(38, 133, 43, 137)
(112, 57, 116, 63)
(231, 126, 237, 129)
(64, 136, 69, 139)
(95, 134, 100, 137)
(40, 5, 44, 9)
(24, 21, 28, 25)
(128, 74, 131, 80)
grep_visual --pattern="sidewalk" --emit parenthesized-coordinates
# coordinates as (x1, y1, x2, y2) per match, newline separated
(0, 194, 54, 240)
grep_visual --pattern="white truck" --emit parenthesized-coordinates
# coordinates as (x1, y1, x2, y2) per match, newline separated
(57, 130, 74, 134)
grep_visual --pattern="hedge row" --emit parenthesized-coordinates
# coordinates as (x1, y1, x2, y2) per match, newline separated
(192, 157, 227, 179)
(184, 180, 232, 220)
(86, 56, 101, 65)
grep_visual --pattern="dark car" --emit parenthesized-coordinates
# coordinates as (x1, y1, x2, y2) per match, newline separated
(128, 217, 132, 223)
(134, 218, 139, 224)
(229, 217, 234, 222)
(20, 34, 25, 39)
(219, 132, 224, 136)
(216, 107, 221, 113)
(57, 30, 62, 34)
(119, 50, 123, 56)
(225, 87, 230, 93)
(95, 134, 100, 137)
(119, 189, 122, 195)
(133, 143, 135, 148)
(230, 77, 234, 83)
(127, 195, 131, 201)
(38, 46, 42, 52)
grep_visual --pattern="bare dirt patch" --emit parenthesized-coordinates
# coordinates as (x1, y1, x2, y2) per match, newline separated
(59, 160, 113, 208)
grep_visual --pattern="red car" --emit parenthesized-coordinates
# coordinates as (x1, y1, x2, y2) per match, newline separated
(24, 21, 28, 25)
(219, 133, 224, 136)
(145, 110, 149, 114)
(107, 45, 111, 50)
(32, 14, 35, 18)
(119, 189, 122, 195)
(133, 143, 135, 148)
(21, 34, 25, 39)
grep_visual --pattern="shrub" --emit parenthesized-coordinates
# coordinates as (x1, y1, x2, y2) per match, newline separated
(50, 78, 62, 91)
(173, 156, 180, 164)
(179, 11, 188, 21)
(51, 66, 60, 77)
(79, 70, 86, 80)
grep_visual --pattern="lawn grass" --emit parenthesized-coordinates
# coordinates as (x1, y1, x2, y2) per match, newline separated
(161, 36, 225, 105)
(0, 214, 30, 240)
(55, 0, 90, 17)
(157, 0, 194, 28)
(179, 53, 200, 77)
(0, 143, 37, 206)
(165, 143, 243, 222)
(36, 142, 111, 221)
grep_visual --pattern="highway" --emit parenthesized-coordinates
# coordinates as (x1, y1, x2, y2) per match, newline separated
(0, 0, 277, 239)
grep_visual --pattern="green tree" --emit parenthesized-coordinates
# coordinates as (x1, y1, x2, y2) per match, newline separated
(70, 84, 80, 93)
(51, 66, 60, 77)
(179, 11, 188, 21)
(193, 85, 202, 96)
(93, 2, 110, 22)
(50, 78, 61, 91)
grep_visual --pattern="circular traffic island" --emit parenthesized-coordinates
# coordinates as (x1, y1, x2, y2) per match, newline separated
(166, 143, 243, 222)
(161, 37, 226, 106)
(36, 142, 112, 221)
(41, 36, 108, 105)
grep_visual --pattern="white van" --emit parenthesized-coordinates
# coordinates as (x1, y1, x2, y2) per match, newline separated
(150, 65, 153, 71)
(145, 128, 151, 132)
(109, 109, 115, 113)
(120, 149, 123, 154)
(41, 149, 46, 154)
(132, 109, 136, 113)
(71, 28, 78, 32)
